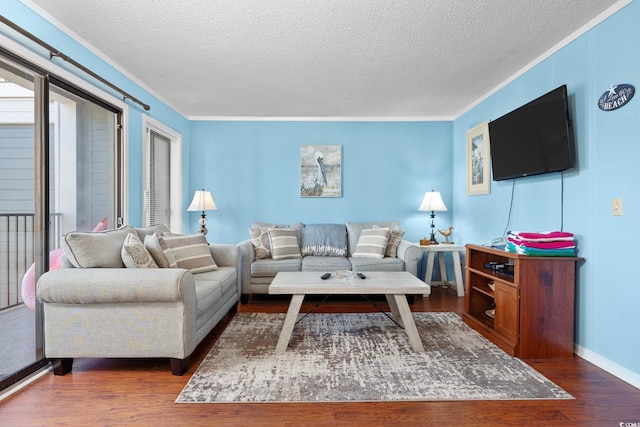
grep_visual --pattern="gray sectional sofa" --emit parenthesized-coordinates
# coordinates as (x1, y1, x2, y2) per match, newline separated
(237, 221, 423, 302)
(36, 224, 240, 376)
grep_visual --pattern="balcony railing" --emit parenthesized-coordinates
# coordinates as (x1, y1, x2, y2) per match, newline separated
(0, 213, 61, 311)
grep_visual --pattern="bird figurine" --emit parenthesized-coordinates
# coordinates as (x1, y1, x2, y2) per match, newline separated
(438, 226, 454, 244)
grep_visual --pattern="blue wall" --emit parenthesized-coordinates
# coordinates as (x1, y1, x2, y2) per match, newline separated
(0, 0, 191, 229)
(188, 121, 452, 244)
(453, 1, 640, 381)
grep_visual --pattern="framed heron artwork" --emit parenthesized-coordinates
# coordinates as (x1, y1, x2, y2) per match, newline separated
(300, 144, 342, 197)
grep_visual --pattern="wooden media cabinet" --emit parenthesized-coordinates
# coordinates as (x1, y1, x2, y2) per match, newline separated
(462, 244, 583, 358)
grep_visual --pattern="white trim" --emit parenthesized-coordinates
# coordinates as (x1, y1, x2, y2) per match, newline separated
(457, 0, 634, 118)
(188, 115, 455, 122)
(574, 343, 640, 390)
(142, 114, 183, 233)
(119, 111, 129, 226)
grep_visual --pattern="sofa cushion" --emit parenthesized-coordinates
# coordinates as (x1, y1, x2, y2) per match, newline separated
(302, 255, 352, 272)
(158, 234, 219, 273)
(194, 267, 237, 296)
(268, 228, 302, 261)
(349, 256, 404, 272)
(301, 224, 347, 257)
(193, 280, 222, 329)
(62, 225, 135, 268)
(251, 258, 302, 277)
(352, 227, 390, 259)
(144, 233, 177, 268)
(346, 221, 399, 256)
(121, 232, 159, 268)
(374, 224, 405, 257)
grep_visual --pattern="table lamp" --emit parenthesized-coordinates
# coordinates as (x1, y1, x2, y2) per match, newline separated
(418, 190, 447, 245)
(187, 189, 217, 235)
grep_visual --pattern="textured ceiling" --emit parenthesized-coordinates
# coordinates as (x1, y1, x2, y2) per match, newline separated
(25, 0, 622, 119)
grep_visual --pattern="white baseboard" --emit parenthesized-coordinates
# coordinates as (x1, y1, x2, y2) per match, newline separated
(574, 344, 640, 390)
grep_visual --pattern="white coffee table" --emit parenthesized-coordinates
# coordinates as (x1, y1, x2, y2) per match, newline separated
(268, 271, 430, 353)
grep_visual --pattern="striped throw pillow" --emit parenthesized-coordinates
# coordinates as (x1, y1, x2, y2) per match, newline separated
(268, 228, 302, 261)
(157, 234, 218, 273)
(373, 225, 405, 257)
(352, 227, 390, 259)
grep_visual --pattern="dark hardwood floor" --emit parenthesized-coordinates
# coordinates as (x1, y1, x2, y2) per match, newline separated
(1, 287, 638, 426)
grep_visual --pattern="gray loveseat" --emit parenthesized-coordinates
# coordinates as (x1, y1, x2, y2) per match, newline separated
(237, 221, 423, 302)
(36, 224, 240, 376)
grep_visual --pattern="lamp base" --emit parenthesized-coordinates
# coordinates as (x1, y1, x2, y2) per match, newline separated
(198, 213, 208, 235)
(429, 232, 439, 245)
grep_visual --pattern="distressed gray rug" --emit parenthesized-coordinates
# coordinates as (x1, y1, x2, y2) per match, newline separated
(176, 312, 572, 403)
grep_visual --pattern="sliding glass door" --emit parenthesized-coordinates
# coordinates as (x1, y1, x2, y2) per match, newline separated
(0, 51, 123, 391)
(0, 59, 40, 386)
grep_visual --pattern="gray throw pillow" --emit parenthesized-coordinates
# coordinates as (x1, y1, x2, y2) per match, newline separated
(62, 225, 135, 268)
(374, 224, 405, 257)
(248, 227, 272, 259)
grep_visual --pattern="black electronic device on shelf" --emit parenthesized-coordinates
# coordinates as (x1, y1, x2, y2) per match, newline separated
(483, 261, 514, 277)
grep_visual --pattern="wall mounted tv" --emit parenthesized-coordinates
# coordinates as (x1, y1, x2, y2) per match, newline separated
(488, 85, 575, 181)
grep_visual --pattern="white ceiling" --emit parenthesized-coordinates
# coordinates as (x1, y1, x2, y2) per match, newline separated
(25, 0, 623, 119)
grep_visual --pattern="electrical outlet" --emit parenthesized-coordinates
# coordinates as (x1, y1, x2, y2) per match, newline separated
(612, 198, 623, 216)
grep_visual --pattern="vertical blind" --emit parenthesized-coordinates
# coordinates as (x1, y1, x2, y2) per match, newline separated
(147, 128, 171, 227)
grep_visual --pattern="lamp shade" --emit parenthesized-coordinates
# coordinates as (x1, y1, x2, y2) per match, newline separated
(418, 190, 447, 212)
(187, 189, 217, 212)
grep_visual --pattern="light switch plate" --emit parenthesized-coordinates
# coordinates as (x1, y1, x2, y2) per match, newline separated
(613, 198, 623, 216)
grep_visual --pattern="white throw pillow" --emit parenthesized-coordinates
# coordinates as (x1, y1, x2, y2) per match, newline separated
(121, 232, 159, 268)
(352, 227, 390, 259)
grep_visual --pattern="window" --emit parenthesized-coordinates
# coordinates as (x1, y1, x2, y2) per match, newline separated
(143, 116, 182, 232)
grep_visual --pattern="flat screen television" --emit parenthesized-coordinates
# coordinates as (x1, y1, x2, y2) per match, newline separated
(488, 85, 575, 181)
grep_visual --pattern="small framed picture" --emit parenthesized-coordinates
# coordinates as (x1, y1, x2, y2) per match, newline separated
(467, 122, 491, 195)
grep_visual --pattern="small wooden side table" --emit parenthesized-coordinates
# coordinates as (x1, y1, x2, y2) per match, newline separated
(419, 244, 465, 297)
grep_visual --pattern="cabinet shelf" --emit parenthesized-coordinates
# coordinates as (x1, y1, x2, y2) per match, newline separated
(471, 285, 494, 298)
(463, 244, 583, 359)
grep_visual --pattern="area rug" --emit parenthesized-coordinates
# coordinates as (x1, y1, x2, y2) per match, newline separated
(176, 312, 572, 403)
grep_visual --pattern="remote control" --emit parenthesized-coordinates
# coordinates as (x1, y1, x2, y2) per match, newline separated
(356, 273, 366, 279)
(320, 273, 331, 280)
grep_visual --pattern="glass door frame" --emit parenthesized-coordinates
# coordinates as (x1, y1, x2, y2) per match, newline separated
(0, 46, 125, 392)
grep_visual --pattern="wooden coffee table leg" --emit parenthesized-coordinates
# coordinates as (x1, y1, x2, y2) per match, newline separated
(385, 294, 405, 328)
(391, 294, 425, 352)
(275, 294, 305, 353)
